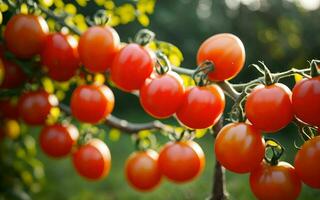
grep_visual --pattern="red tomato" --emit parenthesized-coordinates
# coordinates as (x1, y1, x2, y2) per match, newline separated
(158, 140, 205, 183)
(72, 139, 111, 180)
(110, 43, 155, 92)
(18, 90, 58, 125)
(0, 98, 19, 119)
(70, 84, 114, 124)
(245, 83, 293, 133)
(139, 71, 184, 119)
(0, 58, 26, 89)
(4, 14, 48, 58)
(78, 26, 120, 73)
(215, 123, 265, 173)
(294, 136, 320, 188)
(41, 33, 80, 81)
(250, 161, 301, 200)
(40, 123, 79, 158)
(292, 77, 320, 126)
(125, 150, 162, 191)
(176, 85, 225, 129)
(197, 33, 245, 81)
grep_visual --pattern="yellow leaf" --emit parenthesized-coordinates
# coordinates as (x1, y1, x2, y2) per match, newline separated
(195, 129, 207, 138)
(54, 0, 64, 8)
(41, 77, 54, 93)
(137, 14, 150, 27)
(4, 120, 20, 140)
(0, 58, 4, 84)
(39, 0, 54, 7)
(138, 130, 152, 138)
(294, 74, 303, 83)
(169, 54, 181, 67)
(109, 128, 121, 141)
(180, 74, 195, 87)
(64, 4, 77, 15)
(0, 3, 8, 12)
(95, 0, 106, 6)
(76, 0, 88, 7)
(46, 107, 61, 125)
(55, 90, 65, 101)
(20, 3, 28, 14)
(94, 73, 106, 85)
(0, 11, 2, 25)
(104, 0, 115, 10)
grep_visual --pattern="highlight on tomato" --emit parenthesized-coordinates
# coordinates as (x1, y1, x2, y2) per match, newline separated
(39, 123, 79, 158)
(245, 83, 293, 133)
(139, 71, 184, 119)
(18, 90, 58, 125)
(110, 43, 155, 92)
(214, 122, 265, 173)
(4, 14, 49, 59)
(70, 84, 114, 124)
(158, 140, 205, 183)
(292, 76, 320, 126)
(125, 150, 162, 191)
(294, 136, 320, 189)
(41, 33, 80, 82)
(176, 84, 225, 129)
(197, 33, 245, 81)
(79, 25, 120, 73)
(250, 161, 302, 200)
(72, 139, 111, 180)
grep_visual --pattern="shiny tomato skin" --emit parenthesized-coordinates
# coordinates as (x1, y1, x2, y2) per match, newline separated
(139, 71, 184, 119)
(18, 90, 58, 125)
(0, 58, 26, 89)
(250, 161, 301, 200)
(197, 33, 245, 81)
(294, 136, 320, 188)
(72, 139, 111, 180)
(0, 99, 19, 119)
(110, 43, 155, 92)
(79, 26, 120, 73)
(41, 33, 80, 82)
(245, 83, 293, 133)
(176, 85, 225, 129)
(158, 140, 205, 183)
(292, 77, 320, 126)
(215, 123, 265, 173)
(40, 124, 79, 158)
(125, 150, 162, 191)
(4, 14, 48, 58)
(70, 84, 114, 124)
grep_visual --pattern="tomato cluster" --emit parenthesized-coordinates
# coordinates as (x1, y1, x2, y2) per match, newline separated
(1, 10, 319, 199)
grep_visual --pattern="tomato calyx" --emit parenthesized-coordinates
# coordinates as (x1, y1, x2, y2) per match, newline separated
(134, 29, 155, 46)
(134, 134, 156, 151)
(192, 61, 214, 86)
(155, 51, 171, 75)
(86, 9, 109, 26)
(264, 138, 284, 166)
(310, 60, 320, 77)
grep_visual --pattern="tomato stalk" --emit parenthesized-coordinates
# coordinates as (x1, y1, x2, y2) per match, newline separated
(310, 60, 320, 77)
(134, 29, 155, 46)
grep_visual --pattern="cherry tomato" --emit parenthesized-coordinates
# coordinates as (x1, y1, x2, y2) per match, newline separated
(158, 140, 205, 183)
(125, 150, 162, 191)
(4, 14, 48, 58)
(0, 98, 19, 119)
(294, 136, 320, 189)
(250, 161, 301, 200)
(215, 122, 265, 173)
(0, 58, 26, 89)
(245, 83, 293, 133)
(70, 84, 114, 124)
(139, 71, 184, 119)
(110, 43, 155, 92)
(197, 33, 245, 81)
(72, 139, 111, 180)
(176, 85, 225, 129)
(79, 26, 120, 73)
(40, 123, 79, 158)
(18, 90, 58, 125)
(292, 77, 320, 126)
(41, 33, 80, 81)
